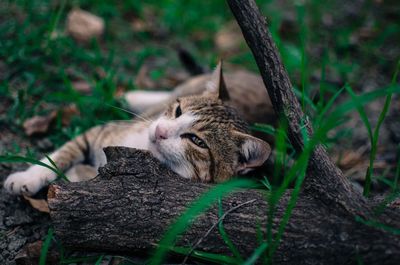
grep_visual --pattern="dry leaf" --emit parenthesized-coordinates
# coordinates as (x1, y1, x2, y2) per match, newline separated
(388, 198, 400, 209)
(23, 195, 50, 213)
(15, 240, 60, 264)
(61, 104, 80, 126)
(129, 7, 166, 37)
(215, 21, 243, 54)
(67, 9, 104, 42)
(23, 105, 79, 136)
(115, 85, 127, 97)
(72, 80, 91, 94)
(338, 151, 364, 170)
(23, 111, 57, 136)
(350, 27, 377, 44)
(135, 64, 156, 89)
(131, 18, 148, 32)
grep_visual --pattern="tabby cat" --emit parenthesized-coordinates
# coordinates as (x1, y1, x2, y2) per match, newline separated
(4, 63, 271, 196)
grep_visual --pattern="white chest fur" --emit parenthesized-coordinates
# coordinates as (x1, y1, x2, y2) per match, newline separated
(120, 127, 150, 151)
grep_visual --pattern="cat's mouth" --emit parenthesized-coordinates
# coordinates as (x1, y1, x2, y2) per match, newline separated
(148, 141, 163, 158)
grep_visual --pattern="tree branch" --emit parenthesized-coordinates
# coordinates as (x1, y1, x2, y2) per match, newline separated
(226, 0, 368, 214)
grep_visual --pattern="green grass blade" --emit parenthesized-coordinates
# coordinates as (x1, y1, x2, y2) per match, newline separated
(315, 86, 345, 126)
(374, 191, 400, 216)
(346, 86, 391, 196)
(47, 0, 66, 42)
(266, 120, 288, 251)
(296, 3, 307, 112)
(149, 178, 258, 265)
(364, 60, 399, 196)
(271, 154, 308, 255)
(261, 176, 272, 191)
(293, 87, 317, 112)
(251, 123, 276, 136)
(345, 84, 373, 139)
(60, 256, 105, 264)
(39, 227, 54, 265)
(269, 120, 311, 256)
(0, 155, 56, 173)
(394, 149, 400, 192)
(319, 84, 400, 138)
(355, 216, 400, 235)
(273, 120, 289, 183)
(242, 242, 268, 265)
(261, 83, 399, 260)
(218, 199, 244, 262)
(0, 155, 69, 182)
(44, 155, 69, 182)
(170, 246, 239, 264)
(317, 49, 328, 111)
(94, 255, 104, 265)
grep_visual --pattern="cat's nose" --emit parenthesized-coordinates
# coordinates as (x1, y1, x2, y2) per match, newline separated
(155, 125, 168, 140)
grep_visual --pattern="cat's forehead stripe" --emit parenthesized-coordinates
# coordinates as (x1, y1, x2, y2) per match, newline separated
(189, 105, 249, 133)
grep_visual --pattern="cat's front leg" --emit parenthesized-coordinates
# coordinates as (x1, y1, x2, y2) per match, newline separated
(4, 164, 57, 195)
(4, 126, 102, 196)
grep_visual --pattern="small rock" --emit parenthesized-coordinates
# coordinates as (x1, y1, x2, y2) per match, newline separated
(36, 138, 54, 151)
(23, 111, 57, 136)
(67, 9, 105, 42)
(7, 237, 26, 252)
(5, 210, 33, 226)
(72, 80, 92, 94)
(0, 241, 6, 251)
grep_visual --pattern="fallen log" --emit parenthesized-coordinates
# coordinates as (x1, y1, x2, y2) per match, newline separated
(48, 147, 400, 264)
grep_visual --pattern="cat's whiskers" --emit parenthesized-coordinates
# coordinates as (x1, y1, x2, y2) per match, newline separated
(98, 120, 138, 128)
(105, 104, 153, 123)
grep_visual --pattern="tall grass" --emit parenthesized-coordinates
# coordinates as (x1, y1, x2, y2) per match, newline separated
(39, 228, 54, 265)
(149, 178, 259, 265)
(347, 60, 400, 196)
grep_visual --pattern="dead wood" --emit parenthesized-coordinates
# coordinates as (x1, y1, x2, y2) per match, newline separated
(48, 0, 400, 264)
(49, 147, 400, 264)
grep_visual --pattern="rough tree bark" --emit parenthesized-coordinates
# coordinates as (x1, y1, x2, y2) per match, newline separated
(48, 0, 400, 264)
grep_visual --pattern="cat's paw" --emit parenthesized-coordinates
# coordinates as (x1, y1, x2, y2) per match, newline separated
(4, 168, 48, 196)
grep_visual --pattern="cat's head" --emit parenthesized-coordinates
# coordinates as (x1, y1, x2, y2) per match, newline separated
(148, 62, 271, 182)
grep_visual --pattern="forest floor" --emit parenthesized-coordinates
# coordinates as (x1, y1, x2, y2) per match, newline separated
(0, 0, 399, 264)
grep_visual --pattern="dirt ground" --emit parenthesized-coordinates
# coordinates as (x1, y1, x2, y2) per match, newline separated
(0, 125, 51, 264)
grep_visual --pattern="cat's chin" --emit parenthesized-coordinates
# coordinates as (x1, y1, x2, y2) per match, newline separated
(147, 142, 166, 163)
(148, 140, 175, 162)
(147, 142, 193, 180)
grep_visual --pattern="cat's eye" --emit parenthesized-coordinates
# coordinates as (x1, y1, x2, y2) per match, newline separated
(175, 104, 182, 118)
(181, 133, 207, 149)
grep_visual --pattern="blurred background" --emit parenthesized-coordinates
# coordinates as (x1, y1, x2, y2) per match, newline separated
(0, 0, 398, 125)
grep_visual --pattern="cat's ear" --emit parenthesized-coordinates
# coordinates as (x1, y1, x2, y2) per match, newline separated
(205, 60, 230, 101)
(234, 131, 271, 174)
